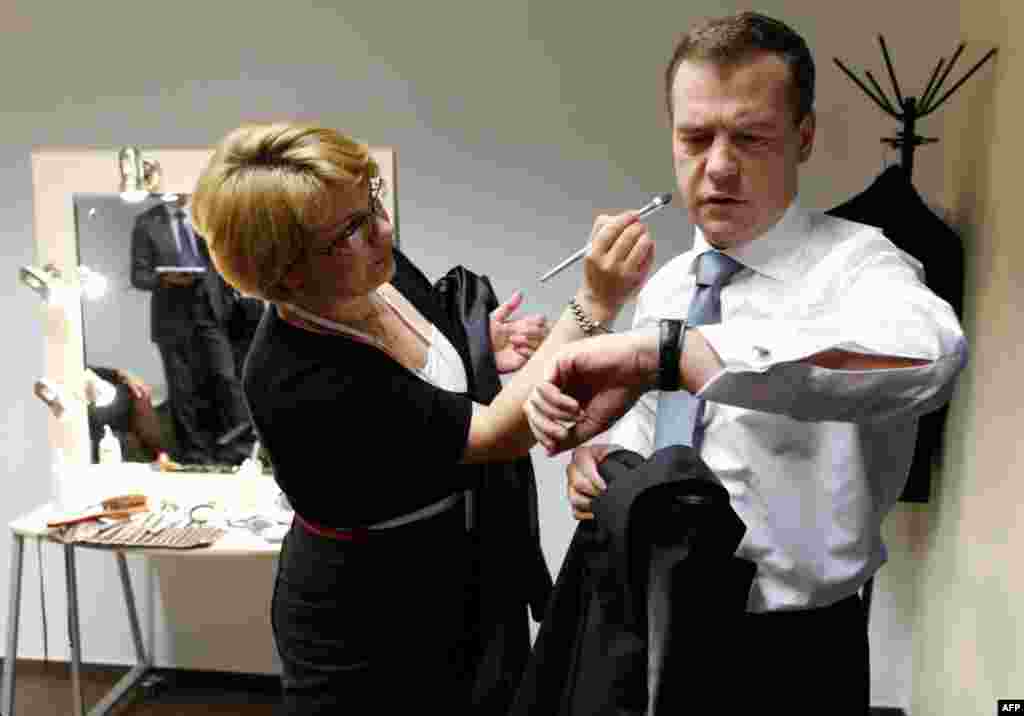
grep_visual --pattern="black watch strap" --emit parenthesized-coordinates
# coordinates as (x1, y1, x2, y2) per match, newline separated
(658, 319, 683, 391)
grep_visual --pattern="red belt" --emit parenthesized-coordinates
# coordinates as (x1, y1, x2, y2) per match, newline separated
(294, 513, 370, 543)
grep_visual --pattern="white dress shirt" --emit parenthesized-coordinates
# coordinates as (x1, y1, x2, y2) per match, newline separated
(608, 200, 967, 612)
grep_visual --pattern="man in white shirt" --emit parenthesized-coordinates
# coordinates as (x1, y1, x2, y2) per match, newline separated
(525, 12, 966, 713)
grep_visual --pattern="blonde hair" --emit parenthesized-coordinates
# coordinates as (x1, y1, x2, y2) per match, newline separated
(192, 121, 380, 302)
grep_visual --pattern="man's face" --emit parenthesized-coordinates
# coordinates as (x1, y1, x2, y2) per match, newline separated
(671, 52, 815, 250)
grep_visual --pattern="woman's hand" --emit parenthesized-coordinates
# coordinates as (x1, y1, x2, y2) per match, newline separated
(490, 291, 550, 374)
(581, 211, 655, 317)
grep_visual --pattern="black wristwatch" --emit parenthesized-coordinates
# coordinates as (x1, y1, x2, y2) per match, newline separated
(658, 319, 686, 391)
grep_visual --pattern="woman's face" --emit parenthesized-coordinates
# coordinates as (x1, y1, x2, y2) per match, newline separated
(291, 182, 395, 304)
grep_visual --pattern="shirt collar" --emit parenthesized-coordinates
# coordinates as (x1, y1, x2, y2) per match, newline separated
(165, 203, 191, 220)
(690, 198, 813, 283)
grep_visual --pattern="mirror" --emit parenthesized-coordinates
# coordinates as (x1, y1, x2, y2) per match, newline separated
(74, 193, 174, 406)
(74, 192, 263, 466)
(31, 145, 398, 473)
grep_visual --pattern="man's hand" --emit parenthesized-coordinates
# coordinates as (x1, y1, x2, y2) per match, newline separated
(567, 444, 619, 520)
(490, 291, 549, 374)
(525, 329, 658, 455)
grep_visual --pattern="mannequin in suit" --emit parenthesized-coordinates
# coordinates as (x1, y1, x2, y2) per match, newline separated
(827, 163, 964, 501)
(130, 195, 253, 464)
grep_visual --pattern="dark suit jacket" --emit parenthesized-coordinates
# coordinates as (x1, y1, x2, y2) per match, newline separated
(433, 265, 553, 715)
(130, 203, 234, 344)
(511, 446, 756, 715)
(827, 165, 964, 502)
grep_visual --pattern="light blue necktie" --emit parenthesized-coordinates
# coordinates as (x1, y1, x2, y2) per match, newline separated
(653, 250, 744, 450)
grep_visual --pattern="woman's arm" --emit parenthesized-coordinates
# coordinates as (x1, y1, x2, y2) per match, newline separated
(460, 210, 653, 464)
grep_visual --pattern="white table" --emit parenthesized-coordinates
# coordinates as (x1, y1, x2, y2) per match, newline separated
(2, 464, 286, 716)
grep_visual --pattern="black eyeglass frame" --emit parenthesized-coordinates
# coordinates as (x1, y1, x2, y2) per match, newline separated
(312, 179, 389, 258)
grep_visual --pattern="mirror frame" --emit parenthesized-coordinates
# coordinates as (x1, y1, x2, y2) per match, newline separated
(31, 145, 398, 468)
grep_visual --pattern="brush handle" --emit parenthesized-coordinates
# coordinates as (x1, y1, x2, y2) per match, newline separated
(538, 194, 671, 282)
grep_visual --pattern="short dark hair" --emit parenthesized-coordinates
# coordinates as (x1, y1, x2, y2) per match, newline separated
(664, 12, 815, 123)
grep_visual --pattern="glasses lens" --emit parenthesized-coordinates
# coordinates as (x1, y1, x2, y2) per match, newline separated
(349, 221, 371, 249)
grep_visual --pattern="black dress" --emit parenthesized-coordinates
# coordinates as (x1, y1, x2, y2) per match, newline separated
(244, 249, 547, 714)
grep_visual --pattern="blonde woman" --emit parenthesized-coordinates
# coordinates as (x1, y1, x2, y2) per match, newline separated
(192, 121, 653, 714)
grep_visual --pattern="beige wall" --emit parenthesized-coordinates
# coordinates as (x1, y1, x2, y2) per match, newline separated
(912, 0, 1022, 712)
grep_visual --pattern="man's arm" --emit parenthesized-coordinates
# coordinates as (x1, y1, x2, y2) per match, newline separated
(692, 247, 966, 423)
(526, 248, 967, 451)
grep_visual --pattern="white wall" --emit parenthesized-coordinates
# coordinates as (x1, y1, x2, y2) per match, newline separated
(0, 0, 964, 707)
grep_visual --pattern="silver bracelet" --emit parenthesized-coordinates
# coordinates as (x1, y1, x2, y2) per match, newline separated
(568, 297, 611, 336)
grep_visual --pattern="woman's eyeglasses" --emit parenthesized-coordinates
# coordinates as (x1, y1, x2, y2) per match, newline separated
(313, 186, 389, 257)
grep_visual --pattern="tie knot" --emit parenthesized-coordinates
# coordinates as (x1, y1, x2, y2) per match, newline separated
(696, 251, 743, 287)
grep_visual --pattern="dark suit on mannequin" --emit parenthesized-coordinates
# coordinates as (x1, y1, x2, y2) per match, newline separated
(130, 200, 252, 464)
(827, 164, 964, 501)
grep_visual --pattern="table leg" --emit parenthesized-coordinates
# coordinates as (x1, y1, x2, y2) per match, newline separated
(82, 553, 151, 715)
(115, 554, 147, 666)
(63, 545, 84, 716)
(2, 534, 25, 715)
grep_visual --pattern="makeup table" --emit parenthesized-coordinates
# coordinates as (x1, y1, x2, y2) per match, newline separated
(2, 463, 287, 716)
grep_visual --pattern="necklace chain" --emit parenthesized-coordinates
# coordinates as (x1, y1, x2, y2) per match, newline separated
(282, 289, 461, 382)
(286, 291, 387, 341)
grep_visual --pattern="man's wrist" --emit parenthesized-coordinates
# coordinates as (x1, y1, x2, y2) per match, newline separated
(630, 324, 661, 391)
(658, 319, 687, 391)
